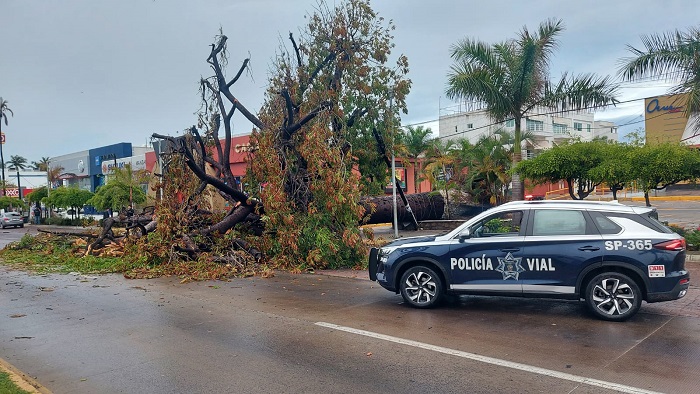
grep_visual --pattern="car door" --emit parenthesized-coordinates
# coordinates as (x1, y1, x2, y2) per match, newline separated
(447, 209, 528, 294)
(522, 208, 604, 296)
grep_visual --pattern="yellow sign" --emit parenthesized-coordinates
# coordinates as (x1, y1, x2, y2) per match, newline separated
(644, 94, 690, 145)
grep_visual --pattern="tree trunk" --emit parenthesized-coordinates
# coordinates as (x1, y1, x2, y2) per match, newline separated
(644, 191, 651, 207)
(511, 119, 524, 201)
(361, 192, 444, 228)
(414, 159, 421, 194)
(0, 121, 5, 197)
(16, 170, 21, 199)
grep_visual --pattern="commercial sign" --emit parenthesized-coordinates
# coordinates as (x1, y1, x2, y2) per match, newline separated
(101, 154, 147, 174)
(3, 188, 19, 197)
(644, 94, 699, 145)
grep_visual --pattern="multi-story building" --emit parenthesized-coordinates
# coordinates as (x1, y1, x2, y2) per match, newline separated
(438, 103, 618, 159)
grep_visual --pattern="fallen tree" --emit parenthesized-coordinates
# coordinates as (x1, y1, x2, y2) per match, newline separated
(89, 0, 445, 270)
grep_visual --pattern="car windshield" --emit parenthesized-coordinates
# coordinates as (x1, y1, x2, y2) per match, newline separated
(6, 213, 20, 217)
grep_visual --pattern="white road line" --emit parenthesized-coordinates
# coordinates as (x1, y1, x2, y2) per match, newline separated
(315, 322, 664, 394)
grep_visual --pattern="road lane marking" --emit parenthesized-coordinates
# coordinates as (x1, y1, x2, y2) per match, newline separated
(315, 322, 663, 394)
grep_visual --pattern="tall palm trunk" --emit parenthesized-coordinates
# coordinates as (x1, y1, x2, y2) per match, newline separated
(511, 118, 524, 201)
(0, 121, 5, 197)
(15, 169, 21, 199)
(414, 159, 421, 193)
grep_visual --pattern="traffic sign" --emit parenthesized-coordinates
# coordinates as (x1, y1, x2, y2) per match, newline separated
(1, 132, 4, 144)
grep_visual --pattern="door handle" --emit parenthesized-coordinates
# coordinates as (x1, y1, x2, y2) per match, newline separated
(578, 246, 600, 251)
(500, 248, 520, 252)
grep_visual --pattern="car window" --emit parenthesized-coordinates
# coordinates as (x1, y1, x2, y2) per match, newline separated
(470, 210, 523, 238)
(603, 212, 673, 234)
(589, 212, 623, 235)
(6, 212, 20, 217)
(533, 209, 586, 236)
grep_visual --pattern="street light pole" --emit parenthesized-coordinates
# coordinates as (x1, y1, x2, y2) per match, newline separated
(392, 150, 398, 238)
(389, 95, 399, 238)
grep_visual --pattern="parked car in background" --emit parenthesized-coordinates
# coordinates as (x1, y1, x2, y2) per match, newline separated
(0, 212, 25, 228)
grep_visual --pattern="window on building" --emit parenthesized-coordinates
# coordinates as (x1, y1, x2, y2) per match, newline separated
(505, 119, 515, 128)
(467, 123, 473, 129)
(526, 119, 543, 132)
(553, 123, 567, 134)
(573, 122, 583, 131)
(454, 125, 458, 134)
(587, 124, 591, 133)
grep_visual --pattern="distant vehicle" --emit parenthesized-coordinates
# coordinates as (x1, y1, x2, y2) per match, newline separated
(1, 212, 25, 229)
(368, 200, 690, 321)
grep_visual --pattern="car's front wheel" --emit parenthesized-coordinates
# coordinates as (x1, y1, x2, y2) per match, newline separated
(399, 265, 443, 308)
(585, 272, 642, 321)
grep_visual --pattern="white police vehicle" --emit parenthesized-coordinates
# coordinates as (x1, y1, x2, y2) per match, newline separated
(368, 200, 690, 321)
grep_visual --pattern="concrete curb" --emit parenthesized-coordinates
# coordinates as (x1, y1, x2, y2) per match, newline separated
(0, 357, 51, 394)
(629, 196, 700, 201)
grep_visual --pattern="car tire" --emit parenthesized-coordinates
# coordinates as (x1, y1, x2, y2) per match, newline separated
(19, 224, 24, 228)
(399, 265, 443, 308)
(1, 224, 4, 229)
(585, 272, 642, 321)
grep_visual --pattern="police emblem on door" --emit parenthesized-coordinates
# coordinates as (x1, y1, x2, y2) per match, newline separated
(496, 252, 525, 280)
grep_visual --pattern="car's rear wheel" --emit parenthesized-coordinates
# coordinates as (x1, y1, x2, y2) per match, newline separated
(585, 272, 641, 321)
(399, 265, 443, 308)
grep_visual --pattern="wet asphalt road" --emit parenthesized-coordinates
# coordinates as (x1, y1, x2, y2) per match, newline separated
(1, 202, 700, 394)
(2, 267, 699, 394)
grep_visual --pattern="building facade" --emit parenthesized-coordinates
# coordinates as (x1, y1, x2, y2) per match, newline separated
(49, 143, 155, 192)
(0, 170, 48, 198)
(439, 105, 618, 159)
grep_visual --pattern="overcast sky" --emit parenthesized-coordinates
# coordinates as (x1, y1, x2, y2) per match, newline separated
(0, 0, 696, 163)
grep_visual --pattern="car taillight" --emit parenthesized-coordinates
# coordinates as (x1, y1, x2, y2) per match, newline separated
(654, 239, 686, 251)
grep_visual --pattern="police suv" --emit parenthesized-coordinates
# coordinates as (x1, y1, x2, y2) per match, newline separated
(368, 200, 690, 321)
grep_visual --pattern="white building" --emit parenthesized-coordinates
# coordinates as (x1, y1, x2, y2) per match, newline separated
(438, 103, 618, 158)
(1, 169, 48, 197)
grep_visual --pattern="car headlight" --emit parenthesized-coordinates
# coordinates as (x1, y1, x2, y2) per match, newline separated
(378, 246, 399, 263)
(379, 246, 399, 255)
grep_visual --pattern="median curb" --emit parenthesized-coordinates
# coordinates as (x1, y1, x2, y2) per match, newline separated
(0, 357, 51, 394)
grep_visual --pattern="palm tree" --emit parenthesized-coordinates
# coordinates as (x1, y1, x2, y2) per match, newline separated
(424, 139, 457, 218)
(400, 125, 433, 193)
(445, 19, 618, 201)
(47, 165, 64, 188)
(31, 157, 50, 171)
(0, 97, 13, 197)
(6, 155, 27, 199)
(461, 135, 512, 205)
(619, 26, 700, 127)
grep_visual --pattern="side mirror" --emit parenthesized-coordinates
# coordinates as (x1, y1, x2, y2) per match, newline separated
(459, 229, 471, 241)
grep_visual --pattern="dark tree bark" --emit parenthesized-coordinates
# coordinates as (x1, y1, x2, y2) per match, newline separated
(361, 192, 445, 228)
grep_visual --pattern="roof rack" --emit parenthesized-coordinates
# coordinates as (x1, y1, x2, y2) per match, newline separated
(501, 200, 622, 206)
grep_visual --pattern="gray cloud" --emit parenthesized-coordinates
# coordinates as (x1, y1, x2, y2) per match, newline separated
(0, 0, 696, 161)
